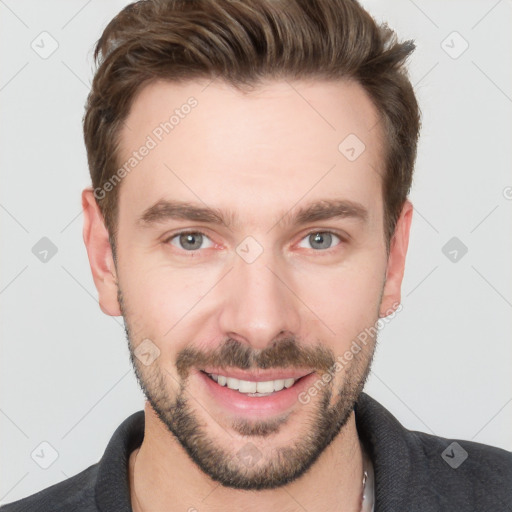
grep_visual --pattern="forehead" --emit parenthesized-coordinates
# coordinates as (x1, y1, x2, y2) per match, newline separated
(116, 78, 385, 229)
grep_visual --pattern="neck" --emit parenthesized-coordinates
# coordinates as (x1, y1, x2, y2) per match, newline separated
(129, 402, 364, 512)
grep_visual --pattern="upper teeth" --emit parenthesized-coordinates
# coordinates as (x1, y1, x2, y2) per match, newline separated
(209, 374, 297, 394)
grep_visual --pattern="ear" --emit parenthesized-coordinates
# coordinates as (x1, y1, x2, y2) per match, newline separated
(379, 200, 413, 317)
(81, 188, 121, 316)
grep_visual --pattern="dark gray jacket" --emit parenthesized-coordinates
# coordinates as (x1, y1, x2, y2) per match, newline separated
(2, 392, 511, 511)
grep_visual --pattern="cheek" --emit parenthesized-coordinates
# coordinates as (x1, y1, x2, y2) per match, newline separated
(293, 257, 385, 344)
(118, 251, 215, 344)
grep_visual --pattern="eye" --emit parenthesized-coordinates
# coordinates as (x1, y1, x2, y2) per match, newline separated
(297, 231, 342, 251)
(166, 231, 215, 252)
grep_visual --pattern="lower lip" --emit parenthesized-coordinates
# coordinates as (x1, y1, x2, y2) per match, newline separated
(198, 370, 317, 417)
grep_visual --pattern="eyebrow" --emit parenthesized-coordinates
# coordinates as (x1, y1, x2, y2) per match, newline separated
(137, 198, 368, 230)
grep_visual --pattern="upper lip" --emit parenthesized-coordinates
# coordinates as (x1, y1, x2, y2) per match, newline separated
(200, 367, 315, 382)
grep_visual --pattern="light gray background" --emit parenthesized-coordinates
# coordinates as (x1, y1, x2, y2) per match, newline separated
(1, 0, 511, 504)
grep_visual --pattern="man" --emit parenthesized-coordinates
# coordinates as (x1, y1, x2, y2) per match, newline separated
(2, 0, 511, 510)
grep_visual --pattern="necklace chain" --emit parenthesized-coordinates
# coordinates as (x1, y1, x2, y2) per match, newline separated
(360, 443, 370, 511)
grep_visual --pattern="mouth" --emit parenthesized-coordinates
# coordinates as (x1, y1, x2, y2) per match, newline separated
(202, 371, 308, 397)
(198, 368, 317, 416)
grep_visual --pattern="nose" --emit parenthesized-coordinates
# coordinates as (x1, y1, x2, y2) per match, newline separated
(217, 245, 302, 350)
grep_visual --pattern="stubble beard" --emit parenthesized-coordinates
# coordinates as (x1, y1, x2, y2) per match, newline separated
(119, 287, 377, 490)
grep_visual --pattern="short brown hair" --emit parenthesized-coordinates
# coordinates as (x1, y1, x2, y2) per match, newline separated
(83, 0, 421, 255)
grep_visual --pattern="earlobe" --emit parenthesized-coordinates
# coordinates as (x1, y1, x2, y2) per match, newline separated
(379, 200, 413, 317)
(81, 188, 122, 316)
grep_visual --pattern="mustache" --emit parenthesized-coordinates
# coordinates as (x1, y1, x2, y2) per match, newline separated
(176, 337, 335, 380)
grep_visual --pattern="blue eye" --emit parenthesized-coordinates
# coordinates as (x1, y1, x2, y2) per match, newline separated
(167, 231, 214, 251)
(297, 231, 342, 251)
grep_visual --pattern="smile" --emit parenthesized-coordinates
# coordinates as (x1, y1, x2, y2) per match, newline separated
(205, 372, 299, 396)
(198, 368, 315, 411)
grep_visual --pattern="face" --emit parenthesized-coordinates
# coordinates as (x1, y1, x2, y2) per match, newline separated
(83, 78, 411, 490)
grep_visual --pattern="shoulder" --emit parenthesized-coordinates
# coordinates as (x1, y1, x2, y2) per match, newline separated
(1, 410, 144, 512)
(0, 464, 99, 512)
(407, 431, 512, 511)
(355, 392, 512, 508)
(410, 427, 512, 480)
(405, 428, 512, 506)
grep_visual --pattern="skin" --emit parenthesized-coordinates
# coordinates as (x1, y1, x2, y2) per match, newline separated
(82, 78, 412, 511)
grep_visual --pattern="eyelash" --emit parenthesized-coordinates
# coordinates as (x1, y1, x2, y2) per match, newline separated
(163, 229, 346, 255)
